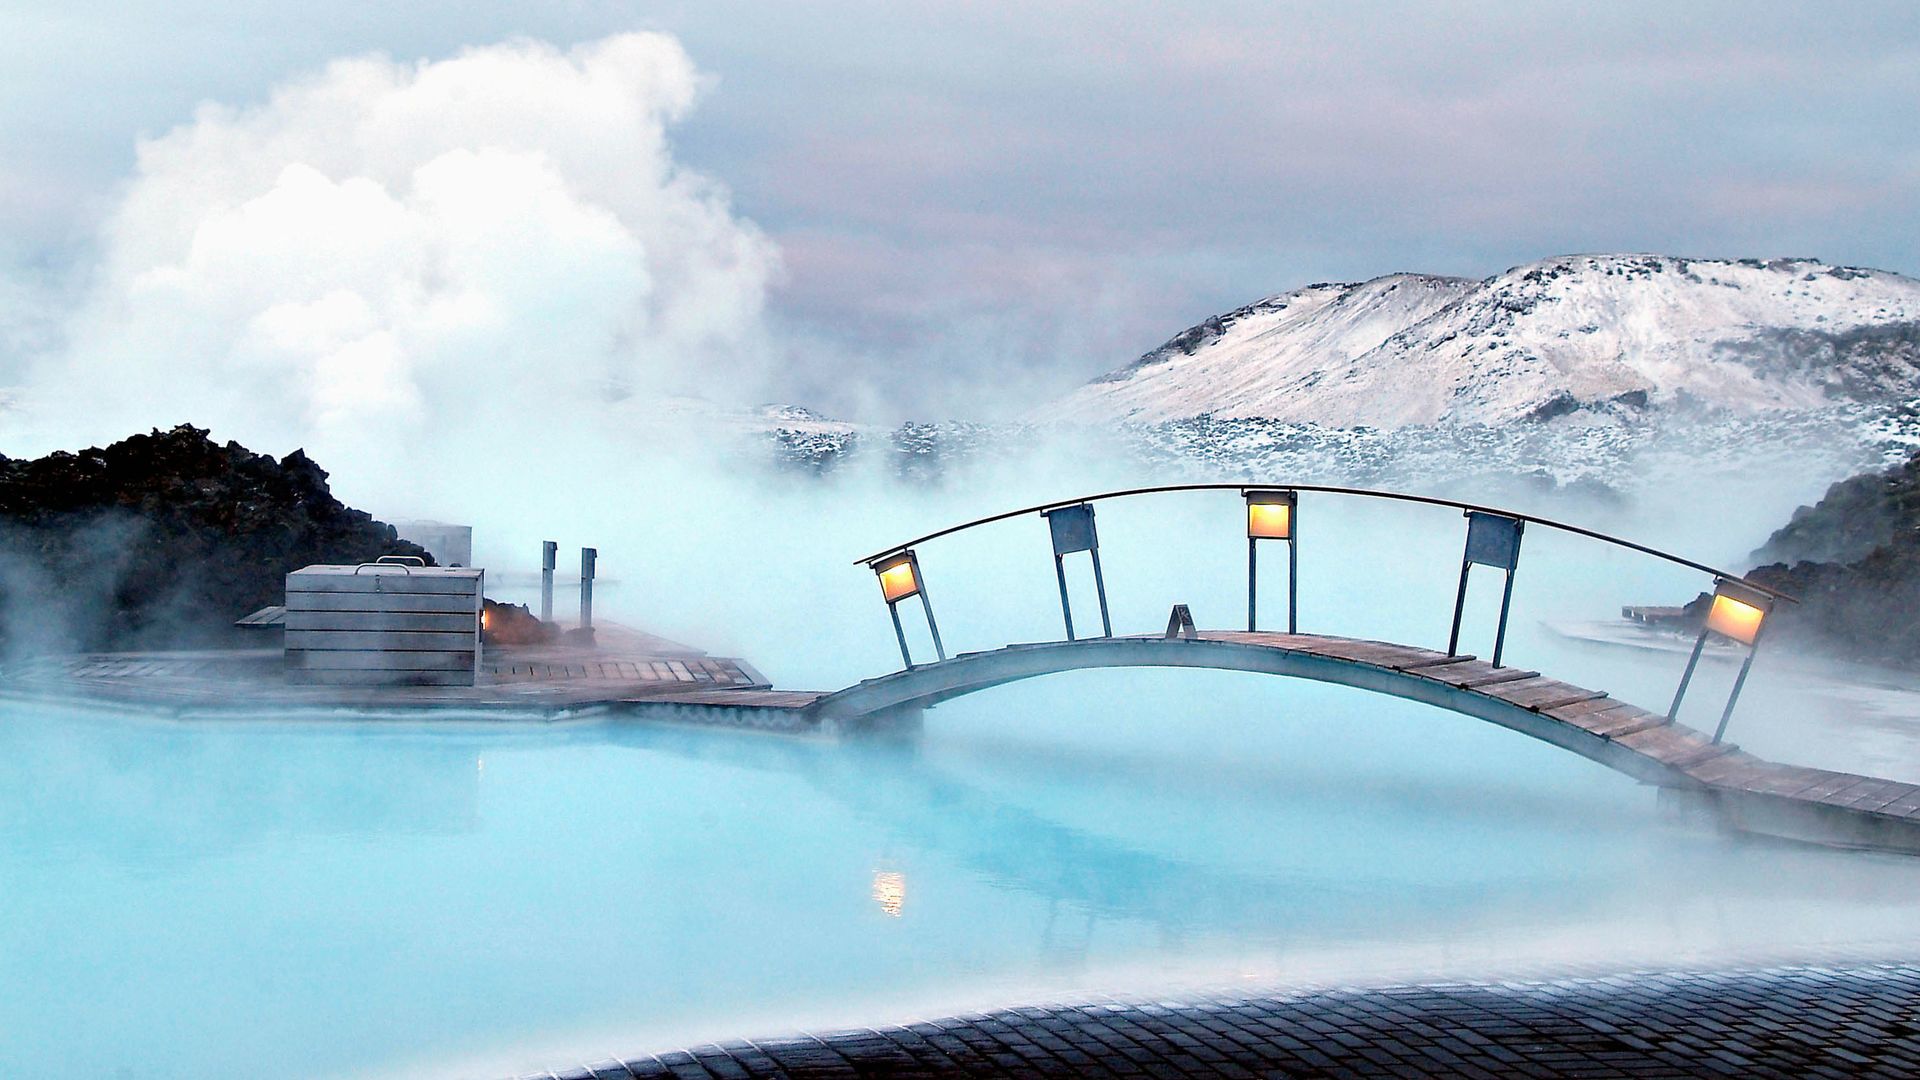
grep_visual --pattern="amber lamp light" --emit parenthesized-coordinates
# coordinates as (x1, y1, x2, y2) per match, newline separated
(1245, 489, 1296, 539)
(1705, 581, 1770, 646)
(875, 552, 920, 604)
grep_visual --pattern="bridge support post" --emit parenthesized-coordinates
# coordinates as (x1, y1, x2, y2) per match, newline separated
(1667, 628, 1708, 722)
(889, 603, 914, 669)
(1289, 531, 1298, 635)
(1447, 558, 1472, 657)
(1448, 512, 1524, 664)
(1492, 558, 1517, 668)
(1045, 503, 1109, 640)
(1248, 538, 1257, 632)
(1713, 649, 1757, 744)
(1053, 554, 1076, 641)
(1089, 545, 1113, 638)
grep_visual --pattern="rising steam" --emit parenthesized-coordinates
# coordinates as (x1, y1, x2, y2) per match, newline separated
(7, 33, 778, 504)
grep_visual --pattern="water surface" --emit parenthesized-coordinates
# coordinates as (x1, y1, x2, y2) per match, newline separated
(3, 669, 1918, 1078)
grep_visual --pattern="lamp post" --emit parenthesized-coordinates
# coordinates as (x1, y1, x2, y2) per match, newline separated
(1043, 503, 1111, 640)
(870, 549, 946, 668)
(1245, 489, 1298, 633)
(1667, 578, 1774, 742)
(1447, 511, 1525, 667)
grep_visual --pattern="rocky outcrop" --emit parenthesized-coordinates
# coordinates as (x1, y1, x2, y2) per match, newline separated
(0, 424, 431, 654)
(1733, 449, 1920, 668)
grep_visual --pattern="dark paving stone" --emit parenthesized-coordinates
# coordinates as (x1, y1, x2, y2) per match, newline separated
(518, 963, 1920, 1078)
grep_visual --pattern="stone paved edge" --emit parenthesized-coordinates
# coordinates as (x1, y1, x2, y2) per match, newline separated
(512, 962, 1920, 1079)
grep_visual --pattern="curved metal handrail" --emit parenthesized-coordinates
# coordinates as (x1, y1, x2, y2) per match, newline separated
(854, 482, 1794, 602)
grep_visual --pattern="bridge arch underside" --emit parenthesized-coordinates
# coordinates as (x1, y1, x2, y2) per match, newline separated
(814, 635, 1920, 856)
(818, 637, 1688, 787)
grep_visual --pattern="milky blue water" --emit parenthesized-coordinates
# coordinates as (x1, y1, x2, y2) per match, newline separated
(5, 669, 1919, 1079)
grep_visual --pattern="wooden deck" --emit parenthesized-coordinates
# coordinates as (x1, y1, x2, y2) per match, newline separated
(0, 622, 819, 724)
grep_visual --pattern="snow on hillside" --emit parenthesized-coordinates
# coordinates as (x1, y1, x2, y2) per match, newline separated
(1055, 255, 1920, 427)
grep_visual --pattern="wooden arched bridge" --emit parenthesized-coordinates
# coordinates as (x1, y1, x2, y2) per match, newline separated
(797, 483, 1920, 856)
(8, 482, 1918, 855)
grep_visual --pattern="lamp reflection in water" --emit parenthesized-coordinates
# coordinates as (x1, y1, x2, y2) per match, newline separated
(871, 870, 906, 917)
(1667, 578, 1776, 743)
(869, 550, 945, 669)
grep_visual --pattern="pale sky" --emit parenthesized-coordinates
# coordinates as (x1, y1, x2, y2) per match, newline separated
(4, 1, 1917, 420)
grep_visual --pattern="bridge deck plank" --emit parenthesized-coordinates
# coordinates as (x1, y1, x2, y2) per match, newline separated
(1543, 696, 1632, 721)
(1406, 659, 1542, 689)
(1612, 724, 1717, 762)
(1583, 705, 1669, 739)
(1481, 677, 1606, 712)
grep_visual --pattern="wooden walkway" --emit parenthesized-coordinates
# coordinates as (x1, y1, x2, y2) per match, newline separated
(6, 625, 1920, 852)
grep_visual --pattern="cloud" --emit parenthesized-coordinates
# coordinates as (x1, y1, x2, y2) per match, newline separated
(9, 33, 779, 491)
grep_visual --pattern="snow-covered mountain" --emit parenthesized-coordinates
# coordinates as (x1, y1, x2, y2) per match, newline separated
(1054, 255, 1920, 427)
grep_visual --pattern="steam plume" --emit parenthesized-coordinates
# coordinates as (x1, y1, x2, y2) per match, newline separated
(8, 33, 778, 504)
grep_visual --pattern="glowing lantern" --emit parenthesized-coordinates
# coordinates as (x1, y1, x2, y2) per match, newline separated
(1705, 586, 1769, 646)
(1668, 578, 1779, 743)
(874, 553, 920, 603)
(1244, 489, 1299, 633)
(868, 549, 945, 667)
(1245, 489, 1295, 540)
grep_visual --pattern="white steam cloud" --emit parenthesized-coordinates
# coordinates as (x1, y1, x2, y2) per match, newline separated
(9, 33, 778, 499)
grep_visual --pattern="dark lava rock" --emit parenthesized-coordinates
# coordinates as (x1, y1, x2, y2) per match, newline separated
(1722, 448, 1920, 669)
(482, 599, 557, 647)
(1753, 445, 1920, 565)
(0, 424, 433, 654)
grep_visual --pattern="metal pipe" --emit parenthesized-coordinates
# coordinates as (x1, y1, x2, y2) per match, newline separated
(1713, 649, 1757, 744)
(1089, 544, 1113, 638)
(854, 482, 1795, 604)
(889, 602, 913, 668)
(579, 547, 597, 631)
(1668, 628, 1709, 721)
(1447, 559, 1472, 657)
(1247, 537, 1258, 632)
(1054, 553, 1076, 641)
(540, 540, 556, 623)
(1287, 534, 1298, 635)
(919, 589, 947, 663)
(1492, 567, 1517, 668)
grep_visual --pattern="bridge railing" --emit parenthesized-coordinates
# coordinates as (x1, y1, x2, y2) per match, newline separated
(856, 484, 1793, 743)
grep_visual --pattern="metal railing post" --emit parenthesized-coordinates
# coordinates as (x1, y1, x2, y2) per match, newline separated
(888, 602, 913, 668)
(1054, 553, 1076, 641)
(1287, 528, 1299, 635)
(1247, 538, 1258, 632)
(1713, 649, 1757, 744)
(1668, 628, 1709, 721)
(1089, 545, 1113, 638)
(919, 589, 948, 663)
(1492, 565, 1518, 668)
(1446, 558, 1472, 656)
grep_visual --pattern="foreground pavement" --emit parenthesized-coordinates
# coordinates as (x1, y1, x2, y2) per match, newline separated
(515, 962, 1920, 1079)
